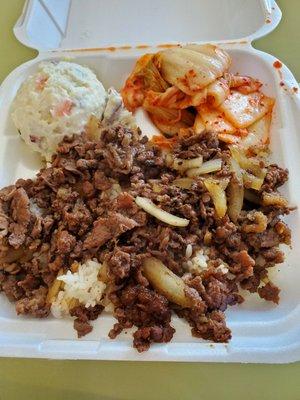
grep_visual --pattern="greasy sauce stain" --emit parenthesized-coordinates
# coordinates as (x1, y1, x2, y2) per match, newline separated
(58, 43, 180, 53)
(273, 60, 282, 69)
(217, 40, 248, 45)
(279, 81, 285, 87)
(292, 87, 299, 93)
(57, 39, 249, 54)
(266, 18, 271, 24)
(273, 60, 283, 80)
(136, 45, 150, 49)
(63, 46, 118, 53)
(157, 43, 180, 48)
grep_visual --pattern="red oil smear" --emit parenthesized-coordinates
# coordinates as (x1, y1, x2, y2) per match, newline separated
(218, 40, 248, 45)
(273, 60, 282, 69)
(279, 81, 285, 87)
(157, 43, 180, 48)
(57, 43, 181, 53)
(62, 46, 115, 52)
(273, 60, 283, 80)
(59, 45, 133, 53)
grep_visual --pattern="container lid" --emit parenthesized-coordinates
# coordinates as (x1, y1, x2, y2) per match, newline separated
(14, 0, 281, 52)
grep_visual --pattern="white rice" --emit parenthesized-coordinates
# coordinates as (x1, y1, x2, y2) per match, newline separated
(51, 259, 106, 318)
(186, 249, 209, 274)
(216, 264, 229, 274)
(185, 244, 193, 259)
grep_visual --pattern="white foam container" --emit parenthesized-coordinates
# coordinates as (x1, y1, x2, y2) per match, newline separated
(0, 0, 300, 362)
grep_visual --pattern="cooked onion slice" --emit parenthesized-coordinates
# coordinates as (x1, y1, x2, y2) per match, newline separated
(230, 146, 267, 179)
(172, 178, 194, 189)
(242, 171, 264, 191)
(143, 257, 193, 307)
(170, 156, 203, 172)
(242, 211, 268, 233)
(135, 196, 189, 227)
(186, 159, 222, 177)
(46, 269, 64, 304)
(262, 192, 288, 207)
(204, 178, 228, 218)
(227, 159, 244, 222)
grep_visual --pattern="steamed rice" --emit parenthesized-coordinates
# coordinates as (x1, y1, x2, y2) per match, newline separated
(186, 249, 209, 273)
(51, 259, 106, 318)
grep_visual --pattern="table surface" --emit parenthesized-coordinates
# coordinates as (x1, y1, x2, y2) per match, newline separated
(0, 1, 300, 399)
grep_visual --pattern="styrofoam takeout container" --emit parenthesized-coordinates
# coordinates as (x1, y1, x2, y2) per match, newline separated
(0, 0, 300, 362)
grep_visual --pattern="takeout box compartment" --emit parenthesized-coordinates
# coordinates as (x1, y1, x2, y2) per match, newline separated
(14, 0, 281, 50)
(0, 0, 300, 362)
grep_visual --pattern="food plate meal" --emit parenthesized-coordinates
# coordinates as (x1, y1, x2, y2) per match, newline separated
(0, 0, 299, 362)
(0, 44, 295, 353)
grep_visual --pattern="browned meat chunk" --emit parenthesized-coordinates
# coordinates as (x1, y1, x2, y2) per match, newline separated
(8, 188, 31, 248)
(83, 212, 139, 250)
(258, 282, 280, 304)
(15, 286, 50, 317)
(56, 230, 76, 254)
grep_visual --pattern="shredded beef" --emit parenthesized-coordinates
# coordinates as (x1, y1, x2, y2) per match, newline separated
(0, 202, 8, 239)
(133, 325, 175, 352)
(261, 165, 288, 193)
(70, 304, 104, 338)
(107, 248, 131, 280)
(83, 212, 140, 250)
(15, 286, 49, 317)
(0, 125, 292, 350)
(258, 281, 280, 304)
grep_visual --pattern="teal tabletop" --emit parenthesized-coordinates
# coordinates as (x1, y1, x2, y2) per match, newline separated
(0, 1, 300, 400)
